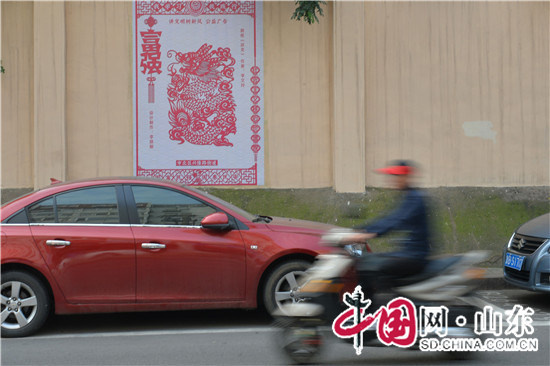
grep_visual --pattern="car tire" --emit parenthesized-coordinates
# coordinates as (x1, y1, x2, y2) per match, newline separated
(263, 260, 310, 315)
(1, 270, 51, 338)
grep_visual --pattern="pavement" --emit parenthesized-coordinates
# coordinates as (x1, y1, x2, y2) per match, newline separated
(478, 267, 515, 290)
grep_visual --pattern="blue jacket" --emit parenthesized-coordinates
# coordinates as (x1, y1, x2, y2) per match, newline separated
(357, 188, 431, 260)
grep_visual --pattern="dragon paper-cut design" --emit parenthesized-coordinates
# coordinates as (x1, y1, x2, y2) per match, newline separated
(167, 44, 236, 146)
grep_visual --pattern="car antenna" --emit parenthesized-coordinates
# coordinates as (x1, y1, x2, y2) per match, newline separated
(50, 178, 62, 185)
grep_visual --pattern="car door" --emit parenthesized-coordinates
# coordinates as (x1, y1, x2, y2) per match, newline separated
(127, 185, 247, 303)
(29, 185, 136, 304)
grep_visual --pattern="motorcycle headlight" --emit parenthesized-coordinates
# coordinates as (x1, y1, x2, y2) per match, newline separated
(344, 243, 364, 257)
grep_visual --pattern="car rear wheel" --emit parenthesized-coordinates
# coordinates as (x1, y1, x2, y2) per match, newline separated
(1, 271, 51, 338)
(263, 260, 310, 315)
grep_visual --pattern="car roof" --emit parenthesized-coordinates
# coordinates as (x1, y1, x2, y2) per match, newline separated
(45, 176, 180, 188)
(1, 176, 189, 216)
(2, 176, 258, 224)
(43, 176, 189, 192)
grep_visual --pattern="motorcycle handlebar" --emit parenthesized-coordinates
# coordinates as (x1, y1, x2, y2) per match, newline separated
(320, 228, 363, 246)
(320, 228, 369, 256)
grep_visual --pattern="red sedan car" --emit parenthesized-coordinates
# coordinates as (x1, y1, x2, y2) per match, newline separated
(0, 177, 344, 337)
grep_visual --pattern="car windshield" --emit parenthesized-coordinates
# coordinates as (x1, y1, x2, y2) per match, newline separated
(185, 186, 258, 222)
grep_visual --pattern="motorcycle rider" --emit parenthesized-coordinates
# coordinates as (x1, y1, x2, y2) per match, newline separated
(346, 160, 431, 300)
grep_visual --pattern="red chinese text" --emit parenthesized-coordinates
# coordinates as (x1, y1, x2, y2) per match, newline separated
(140, 29, 162, 75)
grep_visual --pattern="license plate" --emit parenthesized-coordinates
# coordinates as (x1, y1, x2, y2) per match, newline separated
(505, 253, 525, 271)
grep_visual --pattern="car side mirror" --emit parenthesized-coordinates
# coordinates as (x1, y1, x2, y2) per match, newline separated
(201, 212, 232, 231)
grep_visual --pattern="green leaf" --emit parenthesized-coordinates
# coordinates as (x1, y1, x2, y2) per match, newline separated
(291, 1, 326, 25)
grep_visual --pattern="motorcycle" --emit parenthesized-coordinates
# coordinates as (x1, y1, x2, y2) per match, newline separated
(272, 228, 489, 364)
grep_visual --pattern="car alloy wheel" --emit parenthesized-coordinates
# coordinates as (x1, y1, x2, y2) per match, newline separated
(1, 271, 51, 337)
(263, 260, 310, 315)
(274, 270, 307, 306)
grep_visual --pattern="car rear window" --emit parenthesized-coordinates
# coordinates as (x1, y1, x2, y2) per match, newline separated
(4, 209, 29, 224)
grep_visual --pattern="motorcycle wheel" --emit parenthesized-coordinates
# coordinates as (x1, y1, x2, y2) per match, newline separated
(273, 318, 323, 364)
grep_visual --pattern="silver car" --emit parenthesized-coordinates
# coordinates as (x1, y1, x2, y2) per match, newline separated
(503, 213, 550, 292)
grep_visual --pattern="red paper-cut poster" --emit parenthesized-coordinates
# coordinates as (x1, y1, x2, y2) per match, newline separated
(134, 1, 263, 185)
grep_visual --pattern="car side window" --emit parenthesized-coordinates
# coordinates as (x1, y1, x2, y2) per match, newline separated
(56, 187, 120, 224)
(131, 186, 216, 226)
(27, 186, 120, 224)
(28, 197, 55, 223)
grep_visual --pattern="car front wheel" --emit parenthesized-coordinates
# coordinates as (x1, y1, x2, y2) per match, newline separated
(263, 260, 310, 315)
(1, 270, 51, 338)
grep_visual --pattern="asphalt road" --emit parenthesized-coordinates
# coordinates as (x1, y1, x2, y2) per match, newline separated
(1, 289, 549, 366)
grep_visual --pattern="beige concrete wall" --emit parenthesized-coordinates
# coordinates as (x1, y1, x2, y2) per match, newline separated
(364, 1, 549, 188)
(65, 1, 133, 180)
(1, 1, 548, 192)
(332, 1, 366, 192)
(1, 2, 34, 189)
(1, 1, 134, 189)
(264, 1, 332, 188)
(33, 1, 67, 187)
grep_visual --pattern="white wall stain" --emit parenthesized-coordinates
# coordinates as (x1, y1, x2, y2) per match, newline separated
(462, 121, 497, 143)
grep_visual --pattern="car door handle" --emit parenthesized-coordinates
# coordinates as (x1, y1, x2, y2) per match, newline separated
(141, 243, 166, 249)
(46, 240, 71, 247)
